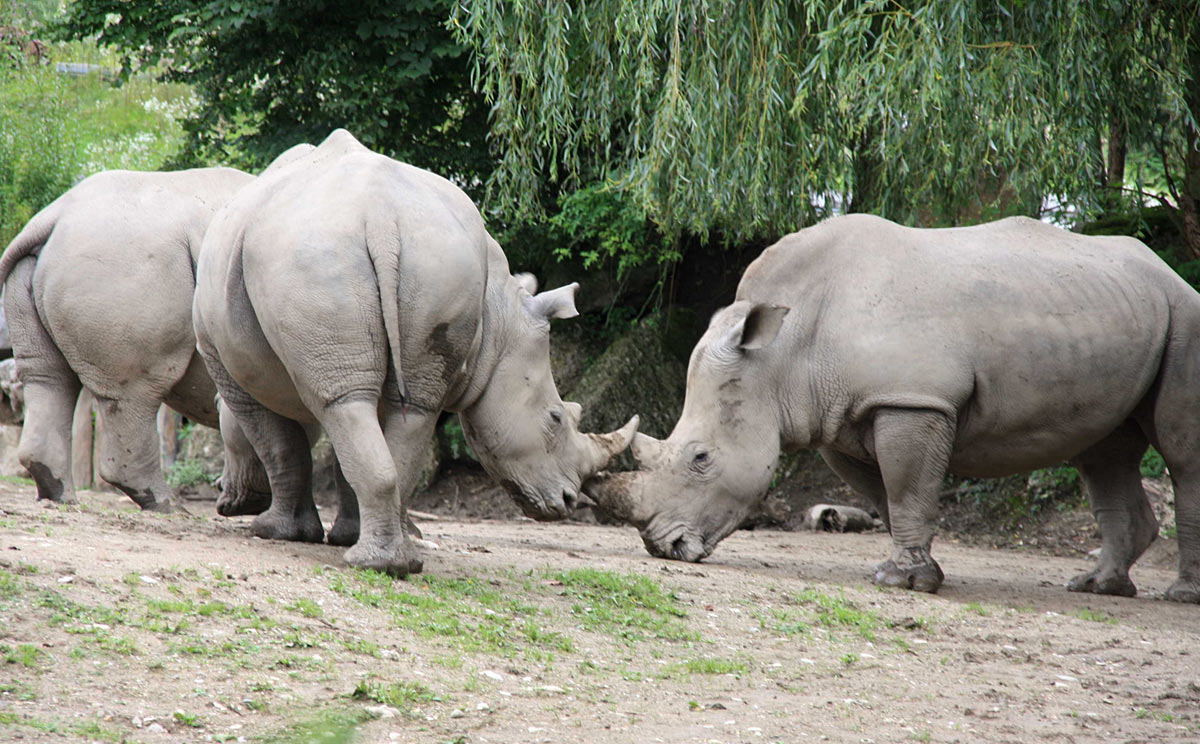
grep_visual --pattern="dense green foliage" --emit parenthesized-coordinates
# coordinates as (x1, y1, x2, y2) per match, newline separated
(55, 0, 490, 181)
(456, 0, 1199, 252)
(0, 38, 191, 246)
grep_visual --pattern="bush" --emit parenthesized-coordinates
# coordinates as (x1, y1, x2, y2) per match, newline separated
(0, 61, 80, 247)
(165, 459, 214, 489)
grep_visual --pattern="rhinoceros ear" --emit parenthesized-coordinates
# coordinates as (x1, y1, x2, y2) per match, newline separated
(524, 282, 580, 320)
(514, 273, 539, 296)
(723, 303, 789, 352)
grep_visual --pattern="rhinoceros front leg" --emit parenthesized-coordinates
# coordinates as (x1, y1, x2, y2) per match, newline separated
(819, 448, 889, 530)
(321, 399, 428, 577)
(326, 456, 360, 547)
(203, 358, 323, 542)
(1067, 420, 1155, 598)
(870, 408, 956, 593)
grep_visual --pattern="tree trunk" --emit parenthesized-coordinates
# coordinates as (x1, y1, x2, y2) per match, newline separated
(1105, 109, 1126, 211)
(849, 126, 881, 215)
(1179, 32, 1200, 261)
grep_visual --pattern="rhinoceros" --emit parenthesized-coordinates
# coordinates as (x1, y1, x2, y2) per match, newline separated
(588, 214, 1200, 603)
(193, 129, 637, 576)
(0, 168, 272, 511)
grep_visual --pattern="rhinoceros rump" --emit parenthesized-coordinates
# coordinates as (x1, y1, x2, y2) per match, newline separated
(193, 129, 636, 576)
(0, 169, 269, 511)
(588, 214, 1200, 603)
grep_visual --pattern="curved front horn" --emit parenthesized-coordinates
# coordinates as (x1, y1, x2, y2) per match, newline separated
(583, 414, 640, 474)
(630, 432, 667, 467)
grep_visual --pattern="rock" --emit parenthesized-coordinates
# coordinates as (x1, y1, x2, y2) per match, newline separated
(364, 704, 401, 719)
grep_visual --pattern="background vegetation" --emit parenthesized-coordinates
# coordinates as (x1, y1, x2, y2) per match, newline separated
(3, 0, 1197, 515)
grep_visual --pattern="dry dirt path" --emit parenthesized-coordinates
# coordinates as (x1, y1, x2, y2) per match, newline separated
(0, 481, 1196, 743)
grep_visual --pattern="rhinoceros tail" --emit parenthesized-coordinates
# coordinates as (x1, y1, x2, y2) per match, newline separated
(0, 198, 61, 290)
(366, 238, 408, 408)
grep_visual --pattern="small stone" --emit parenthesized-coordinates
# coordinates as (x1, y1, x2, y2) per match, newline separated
(138, 575, 158, 584)
(364, 705, 400, 720)
(146, 723, 167, 734)
(482, 670, 504, 681)
(450, 709, 465, 719)
(58, 575, 74, 584)
(537, 685, 566, 694)
(475, 703, 490, 711)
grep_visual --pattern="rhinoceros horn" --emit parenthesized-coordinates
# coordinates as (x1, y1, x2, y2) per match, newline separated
(583, 470, 649, 526)
(583, 414, 640, 474)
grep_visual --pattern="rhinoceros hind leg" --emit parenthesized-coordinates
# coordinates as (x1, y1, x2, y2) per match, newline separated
(6, 259, 80, 505)
(1068, 420, 1154, 598)
(323, 399, 429, 578)
(870, 408, 956, 593)
(94, 395, 179, 512)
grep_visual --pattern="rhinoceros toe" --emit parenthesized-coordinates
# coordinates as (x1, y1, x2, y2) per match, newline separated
(1066, 569, 1136, 598)
(251, 507, 324, 543)
(1164, 578, 1200, 604)
(873, 551, 944, 593)
(344, 537, 423, 578)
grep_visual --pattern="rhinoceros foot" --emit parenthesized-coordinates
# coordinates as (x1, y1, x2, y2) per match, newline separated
(250, 507, 324, 543)
(326, 514, 360, 547)
(1066, 568, 1136, 598)
(1164, 578, 1200, 604)
(216, 488, 271, 517)
(873, 547, 944, 593)
(143, 498, 188, 515)
(344, 535, 423, 578)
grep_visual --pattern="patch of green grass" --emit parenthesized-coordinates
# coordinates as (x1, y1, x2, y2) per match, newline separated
(840, 652, 859, 665)
(258, 708, 369, 744)
(964, 602, 989, 616)
(666, 656, 749, 677)
(328, 569, 560, 657)
(0, 680, 36, 701)
(288, 598, 324, 619)
(552, 568, 695, 642)
(1072, 608, 1119, 625)
(793, 589, 881, 641)
(173, 710, 202, 728)
(2, 643, 43, 668)
(341, 638, 382, 657)
(351, 679, 436, 713)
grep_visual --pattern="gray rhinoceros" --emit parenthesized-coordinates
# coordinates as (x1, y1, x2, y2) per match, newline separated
(193, 129, 637, 576)
(0, 168, 271, 511)
(588, 214, 1200, 603)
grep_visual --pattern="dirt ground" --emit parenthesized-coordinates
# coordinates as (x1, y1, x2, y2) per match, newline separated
(1, 480, 1198, 744)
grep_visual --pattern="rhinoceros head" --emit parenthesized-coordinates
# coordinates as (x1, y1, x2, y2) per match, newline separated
(460, 275, 639, 521)
(586, 301, 790, 561)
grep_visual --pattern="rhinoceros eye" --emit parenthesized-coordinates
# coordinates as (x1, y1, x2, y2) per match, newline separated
(549, 410, 563, 426)
(692, 451, 710, 468)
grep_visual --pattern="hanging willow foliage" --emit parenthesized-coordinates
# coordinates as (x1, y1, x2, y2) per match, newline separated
(453, 0, 1197, 244)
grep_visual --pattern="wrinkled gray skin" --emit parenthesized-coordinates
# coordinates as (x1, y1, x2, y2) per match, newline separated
(193, 129, 637, 576)
(0, 168, 269, 511)
(589, 214, 1200, 603)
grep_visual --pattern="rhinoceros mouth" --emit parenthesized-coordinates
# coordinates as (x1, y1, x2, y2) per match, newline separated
(641, 521, 712, 563)
(500, 479, 574, 521)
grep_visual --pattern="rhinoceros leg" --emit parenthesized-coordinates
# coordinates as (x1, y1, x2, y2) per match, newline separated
(1139, 337, 1200, 604)
(870, 408, 955, 593)
(203, 359, 324, 543)
(322, 399, 428, 577)
(4, 259, 80, 504)
(93, 395, 180, 512)
(1067, 420, 1153, 598)
(819, 448, 889, 529)
(326, 456, 360, 547)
